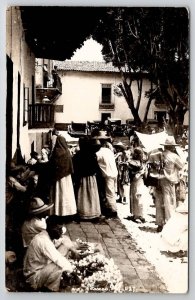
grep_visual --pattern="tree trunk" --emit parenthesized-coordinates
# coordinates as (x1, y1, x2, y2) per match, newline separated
(119, 81, 142, 125)
(143, 98, 154, 123)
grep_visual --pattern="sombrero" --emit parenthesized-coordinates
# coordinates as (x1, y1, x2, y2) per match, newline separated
(113, 142, 126, 150)
(28, 197, 54, 215)
(160, 136, 179, 146)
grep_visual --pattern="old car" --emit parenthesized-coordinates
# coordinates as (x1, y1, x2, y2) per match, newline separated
(68, 121, 89, 137)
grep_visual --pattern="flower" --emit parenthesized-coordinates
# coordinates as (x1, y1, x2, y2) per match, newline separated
(64, 239, 136, 293)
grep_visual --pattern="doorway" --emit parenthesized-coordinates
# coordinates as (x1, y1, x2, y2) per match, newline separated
(101, 113, 111, 124)
(6, 56, 13, 168)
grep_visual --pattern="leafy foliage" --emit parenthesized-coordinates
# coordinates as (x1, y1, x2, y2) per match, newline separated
(93, 7, 189, 133)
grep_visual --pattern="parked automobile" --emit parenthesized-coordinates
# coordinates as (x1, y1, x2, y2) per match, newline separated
(87, 120, 108, 135)
(68, 121, 89, 137)
(107, 118, 126, 137)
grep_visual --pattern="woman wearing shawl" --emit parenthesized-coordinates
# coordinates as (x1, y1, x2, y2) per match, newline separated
(72, 137, 102, 221)
(49, 135, 76, 217)
(128, 147, 146, 223)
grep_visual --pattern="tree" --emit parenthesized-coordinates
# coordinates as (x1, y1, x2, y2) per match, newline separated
(93, 7, 189, 133)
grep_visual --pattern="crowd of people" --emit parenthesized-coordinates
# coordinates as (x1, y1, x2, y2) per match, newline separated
(5, 127, 189, 291)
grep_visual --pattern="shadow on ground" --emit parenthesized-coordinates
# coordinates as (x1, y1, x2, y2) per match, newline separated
(138, 226, 158, 233)
(160, 250, 188, 259)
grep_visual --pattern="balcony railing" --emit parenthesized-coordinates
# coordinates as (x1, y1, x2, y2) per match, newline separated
(28, 104, 55, 128)
(36, 87, 61, 103)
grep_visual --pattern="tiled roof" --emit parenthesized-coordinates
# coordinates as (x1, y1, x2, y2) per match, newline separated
(54, 61, 120, 73)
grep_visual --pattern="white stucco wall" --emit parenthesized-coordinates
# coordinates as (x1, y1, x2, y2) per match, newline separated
(6, 7, 35, 161)
(35, 58, 53, 88)
(54, 70, 153, 124)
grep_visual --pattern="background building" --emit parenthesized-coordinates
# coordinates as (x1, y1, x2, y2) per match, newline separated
(52, 60, 168, 126)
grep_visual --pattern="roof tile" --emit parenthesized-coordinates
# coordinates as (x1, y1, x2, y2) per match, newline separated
(54, 61, 120, 73)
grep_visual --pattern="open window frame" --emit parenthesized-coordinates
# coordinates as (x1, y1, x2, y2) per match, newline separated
(23, 86, 29, 126)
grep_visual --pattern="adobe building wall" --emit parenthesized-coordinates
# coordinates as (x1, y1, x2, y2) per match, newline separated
(54, 70, 155, 124)
(6, 7, 35, 161)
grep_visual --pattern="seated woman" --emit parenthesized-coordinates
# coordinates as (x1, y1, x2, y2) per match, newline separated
(160, 197, 188, 257)
(6, 163, 28, 264)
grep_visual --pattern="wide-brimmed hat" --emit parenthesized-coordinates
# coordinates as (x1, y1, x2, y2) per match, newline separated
(91, 130, 111, 140)
(113, 142, 126, 150)
(160, 136, 179, 146)
(28, 197, 54, 215)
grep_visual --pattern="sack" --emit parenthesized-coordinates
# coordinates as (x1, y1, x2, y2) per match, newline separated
(144, 174, 159, 187)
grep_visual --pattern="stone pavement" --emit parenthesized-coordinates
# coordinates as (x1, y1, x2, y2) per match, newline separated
(65, 217, 168, 293)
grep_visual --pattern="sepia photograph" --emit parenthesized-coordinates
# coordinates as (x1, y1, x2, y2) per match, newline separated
(5, 6, 189, 294)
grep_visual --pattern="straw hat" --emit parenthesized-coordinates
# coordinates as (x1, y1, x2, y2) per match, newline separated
(160, 136, 178, 146)
(114, 142, 126, 150)
(28, 197, 54, 215)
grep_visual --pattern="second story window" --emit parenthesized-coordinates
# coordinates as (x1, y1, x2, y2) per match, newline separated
(102, 84, 111, 103)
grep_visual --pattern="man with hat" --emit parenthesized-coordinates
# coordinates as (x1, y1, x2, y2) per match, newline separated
(23, 215, 75, 292)
(21, 197, 54, 248)
(22, 199, 86, 270)
(157, 136, 184, 231)
(94, 132, 118, 218)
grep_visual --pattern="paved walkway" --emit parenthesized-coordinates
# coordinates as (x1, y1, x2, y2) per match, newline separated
(65, 217, 168, 293)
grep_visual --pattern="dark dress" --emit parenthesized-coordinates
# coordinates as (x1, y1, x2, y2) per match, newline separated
(72, 147, 101, 220)
(49, 135, 76, 216)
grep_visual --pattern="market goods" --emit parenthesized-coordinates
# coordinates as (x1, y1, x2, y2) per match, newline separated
(61, 239, 134, 293)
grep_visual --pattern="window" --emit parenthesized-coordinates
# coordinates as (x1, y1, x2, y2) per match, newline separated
(23, 86, 29, 126)
(101, 113, 111, 123)
(101, 84, 111, 103)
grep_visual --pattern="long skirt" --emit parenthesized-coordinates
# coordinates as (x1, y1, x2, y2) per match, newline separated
(130, 176, 145, 218)
(77, 176, 101, 219)
(51, 175, 77, 216)
(160, 178, 176, 222)
(105, 177, 117, 212)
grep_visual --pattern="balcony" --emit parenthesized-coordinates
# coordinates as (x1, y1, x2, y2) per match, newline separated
(99, 103, 115, 110)
(36, 87, 61, 103)
(28, 103, 55, 128)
